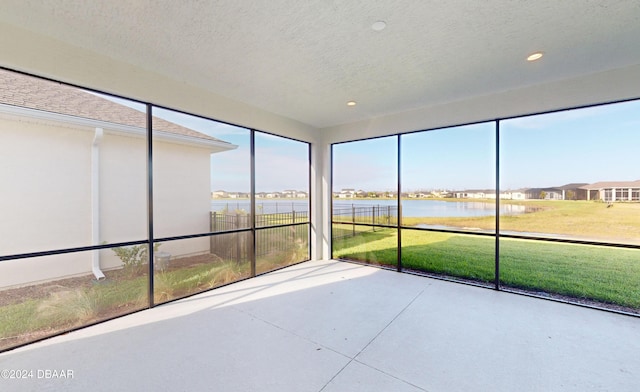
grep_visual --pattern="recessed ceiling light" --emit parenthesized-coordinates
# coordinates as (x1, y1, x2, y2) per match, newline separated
(346, 101, 357, 107)
(527, 51, 544, 62)
(371, 21, 386, 31)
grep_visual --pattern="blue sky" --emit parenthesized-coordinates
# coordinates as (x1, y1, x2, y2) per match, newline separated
(334, 99, 640, 191)
(152, 108, 309, 193)
(98, 97, 310, 192)
(104, 94, 639, 193)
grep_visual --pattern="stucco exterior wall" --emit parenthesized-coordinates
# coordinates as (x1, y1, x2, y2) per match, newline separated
(0, 114, 214, 288)
(153, 140, 211, 258)
(0, 116, 93, 255)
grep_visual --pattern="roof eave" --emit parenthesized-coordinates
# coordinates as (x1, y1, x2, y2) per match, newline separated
(0, 103, 237, 152)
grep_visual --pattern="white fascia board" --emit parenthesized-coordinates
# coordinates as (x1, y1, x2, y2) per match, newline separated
(0, 103, 237, 153)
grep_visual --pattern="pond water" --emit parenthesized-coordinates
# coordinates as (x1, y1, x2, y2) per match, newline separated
(213, 198, 529, 218)
(334, 199, 526, 218)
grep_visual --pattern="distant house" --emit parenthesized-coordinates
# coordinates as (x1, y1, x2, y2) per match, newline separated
(457, 185, 589, 200)
(431, 190, 450, 198)
(337, 188, 356, 198)
(524, 187, 563, 200)
(280, 189, 307, 198)
(406, 192, 432, 198)
(454, 190, 524, 199)
(525, 184, 588, 200)
(212, 190, 228, 198)
(580, 181, 640, 202)
(0, 70, 236, 288)
(282, 189, 297, 198)
(502, 190, 526, 200)
(556, 183, 588, 200)
(454, 190, 495, 199)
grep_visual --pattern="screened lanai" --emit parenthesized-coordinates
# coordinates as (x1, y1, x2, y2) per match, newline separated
(1, 2, 640, 390)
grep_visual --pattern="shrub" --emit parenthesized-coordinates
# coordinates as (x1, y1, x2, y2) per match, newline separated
(112, 243, 161, 275)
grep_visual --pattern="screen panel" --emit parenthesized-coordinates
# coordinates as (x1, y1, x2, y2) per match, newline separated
(332, 136, 398, 266)
(499, 100, 640, 310)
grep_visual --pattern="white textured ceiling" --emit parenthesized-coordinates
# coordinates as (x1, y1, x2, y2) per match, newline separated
(1, 1, 640, 128)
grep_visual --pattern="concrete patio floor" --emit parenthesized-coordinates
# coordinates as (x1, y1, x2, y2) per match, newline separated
(1, 259, 638, 391)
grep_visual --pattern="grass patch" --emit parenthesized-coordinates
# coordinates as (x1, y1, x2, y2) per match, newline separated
(500, 239, 640, 307)
(154, 260, 250, 303)
(332, 225, 398, 267)
(0, 277, 147, 350)
(256, 225, 310, 274)
(401, 199, 640, 243)
(333, 228, 640, 310)
(0, 258, 252, 351)
(401, 231, 495, 282)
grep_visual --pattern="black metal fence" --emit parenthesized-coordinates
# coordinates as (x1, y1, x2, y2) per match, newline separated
(210, 211, 309, 261)
(332, 204, 398, 239)
(333, 204, 398, 225)
(256, 225, 309, 260)
(211, 210, 309, 231)
(210, 231, 249, 263)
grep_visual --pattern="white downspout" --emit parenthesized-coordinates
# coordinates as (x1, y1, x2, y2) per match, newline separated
(92, 128, 106, 281)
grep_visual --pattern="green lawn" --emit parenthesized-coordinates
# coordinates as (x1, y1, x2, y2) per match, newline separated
(402, 199, 640, 243)
(333, 226, 640, 310)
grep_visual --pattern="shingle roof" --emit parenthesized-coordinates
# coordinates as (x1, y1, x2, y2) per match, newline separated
(580, 181, 640, 189)
(460, 189, 496, 193)
(0, 69, 231, 144)
(556, 183, 589, 190)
